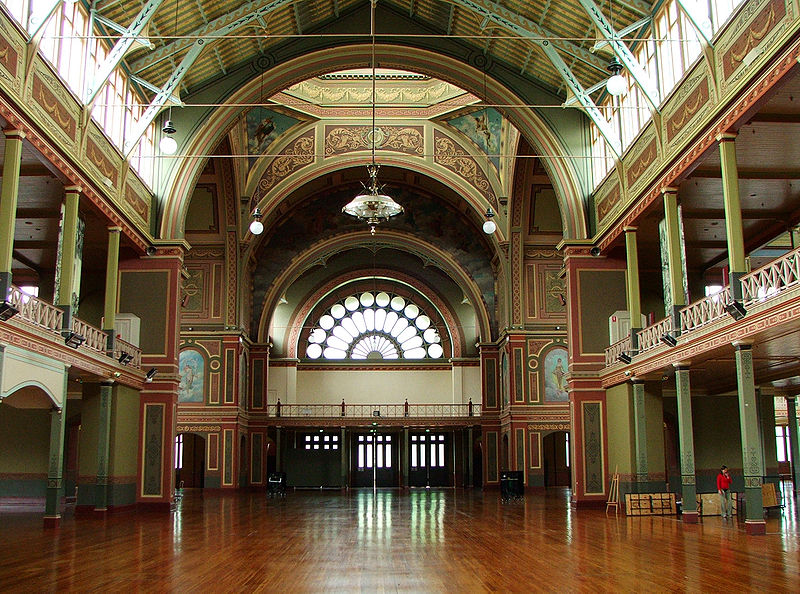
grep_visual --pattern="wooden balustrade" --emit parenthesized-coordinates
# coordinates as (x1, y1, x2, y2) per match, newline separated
(605, 335, 632, 367)
(266, 403, 480, 418)
(636, 316, 674, 354)
(741, 247, 800, 305)
(679, 287, 731, 333)
(6, 285, 63, 332)
(70, 318, 107, 353)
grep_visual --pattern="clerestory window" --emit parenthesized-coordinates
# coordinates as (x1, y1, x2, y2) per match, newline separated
(305, 291, 444, 360)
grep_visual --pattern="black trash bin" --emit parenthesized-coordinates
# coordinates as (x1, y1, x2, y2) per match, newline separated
(500, 470, 524, 502)
(267, 472, 286, 497)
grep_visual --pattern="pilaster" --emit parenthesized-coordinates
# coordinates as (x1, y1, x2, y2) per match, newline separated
(95, 380, 114, 511)
(674, 364, 698, 523)
(44, 372, 67, 528)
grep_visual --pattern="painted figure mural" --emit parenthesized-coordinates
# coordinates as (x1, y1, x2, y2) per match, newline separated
(178, 349, 205, 403)
(544, 347, 569, 402)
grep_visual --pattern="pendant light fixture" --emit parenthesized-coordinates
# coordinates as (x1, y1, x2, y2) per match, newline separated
(342, 0, 403, 234)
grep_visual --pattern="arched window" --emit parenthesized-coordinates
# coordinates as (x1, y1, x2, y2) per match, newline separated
(305, 291, 444, 360)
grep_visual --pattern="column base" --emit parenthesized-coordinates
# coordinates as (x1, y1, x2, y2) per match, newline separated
(745, 520, 766, 535)
(43, 515, 61, 528)
(681, 511, 699, 524)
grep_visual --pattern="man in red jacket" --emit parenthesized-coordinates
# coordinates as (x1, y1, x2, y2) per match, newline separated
(717, 465, 733, 518)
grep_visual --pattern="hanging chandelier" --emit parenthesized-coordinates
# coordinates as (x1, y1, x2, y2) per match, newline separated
(341, 0, 403, 234)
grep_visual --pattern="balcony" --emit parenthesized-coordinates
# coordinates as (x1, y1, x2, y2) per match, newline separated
(604, 247, 800, 372)
(2, 284, 142, 370)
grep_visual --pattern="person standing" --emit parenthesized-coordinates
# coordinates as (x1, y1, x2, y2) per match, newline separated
(717, 465, 733, 518)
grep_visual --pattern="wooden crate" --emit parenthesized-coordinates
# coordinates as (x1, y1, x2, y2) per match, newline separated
(698, 492, 738, 516)
(625, 493, 676, 516)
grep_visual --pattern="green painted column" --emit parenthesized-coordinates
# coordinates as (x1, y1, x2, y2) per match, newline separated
(0, 130, 25, 297)
(719, 134, 747, 294)
(624, 226, 642, 329)
(95, 380, 114, 511)
(674, 364, 698, 523)
(103, 227, 122, 348)
(56, 187, 82, 312)
(44, 372, 68, 528)
(734, 343, 766, 535)
(631, 379, 648, 490)
(662, 188, 686, 312)
(786, 396, 800, 495)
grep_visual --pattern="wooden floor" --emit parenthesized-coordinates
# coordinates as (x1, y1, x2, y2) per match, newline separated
(1, 486, 798, 592)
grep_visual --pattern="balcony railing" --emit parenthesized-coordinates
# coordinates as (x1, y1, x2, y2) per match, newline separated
(636, 316, 675, 354)
(605, 335, 632, 367)
(741, 246, 800, 305)
(265, 403, 480, 418)
(4, 284, 141, 369)
(606, 247, 800, 367)
(7, 285, 63, 332)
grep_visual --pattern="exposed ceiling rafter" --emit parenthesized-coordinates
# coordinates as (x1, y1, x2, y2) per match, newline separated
(84, 0, 165, 106)
(577, 0, 660, 112)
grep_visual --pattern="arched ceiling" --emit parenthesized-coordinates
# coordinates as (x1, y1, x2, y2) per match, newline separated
(249, 163, 497, 348)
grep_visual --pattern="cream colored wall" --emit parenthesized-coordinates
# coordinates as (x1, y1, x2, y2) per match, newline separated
(296, 369, 453, 404)
(0, 347, 66, 407)
(456, 366, 482, 404)
(268, 366, 296, 403)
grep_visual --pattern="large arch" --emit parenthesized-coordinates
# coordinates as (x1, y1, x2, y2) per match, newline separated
(161, 44, 588, 240)
(257, 230, 493, 346)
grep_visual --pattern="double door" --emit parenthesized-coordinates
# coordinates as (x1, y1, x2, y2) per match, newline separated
(352, 432, 398, 488)
(408, 432, 450, 487)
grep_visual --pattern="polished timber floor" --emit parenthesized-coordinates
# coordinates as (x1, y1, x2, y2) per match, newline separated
(1, 486, 799, 592)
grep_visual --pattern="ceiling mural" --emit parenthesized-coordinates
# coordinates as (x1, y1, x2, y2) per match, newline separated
(446, 108, 504, 172)
(245, 107, 301, 164)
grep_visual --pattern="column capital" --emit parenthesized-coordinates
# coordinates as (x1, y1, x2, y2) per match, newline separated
(108, 226, 122, 233)
(64, 185, 83, 194)
(732, 340, 753, 351)
(661, 186, 679, 196)
(623, 226, 638, 234)
(673, 361, 691, 370)
(717, 132, 738, 142)
(3, 129, 26, 140)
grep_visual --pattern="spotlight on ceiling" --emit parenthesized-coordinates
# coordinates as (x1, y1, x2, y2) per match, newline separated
(118, 351, 134, 365)
(249, 208, 264, 235)
(159, 120, 178, 155)
(482, 207, 497, 234)
(145, 368, 158, 383)
(617, 351, 632, 364)
(64, 331, 85, 349)
(606, 58, 627, 96)
(660, 333, 678, 348)
(725, 301, 746, 321)
(0, 300, 19, 321)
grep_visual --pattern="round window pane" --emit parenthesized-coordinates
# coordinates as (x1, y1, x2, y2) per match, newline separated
(415, 315, 431, 330)
(310, 328, 327, 343)
(423, 328, 438, 343)
(331, 304, 346, 319)
(319, 315, 335, 330)
(345, 296, 359, 311)
(360, 292, 375, 307)
(307, 343, 323, 358)
(390, 296, 406, 311)
(403, 347, 427, 359)
(427, 343, 443, 358)
(376, 292, 390, 307)
(404, 304, 419, 319)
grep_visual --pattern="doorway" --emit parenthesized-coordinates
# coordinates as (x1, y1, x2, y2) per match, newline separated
(543, 431, 571, 487)
(352, 432, 398, 488)
(408, 432, 450, 487)
(175, 433, 206, 488)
